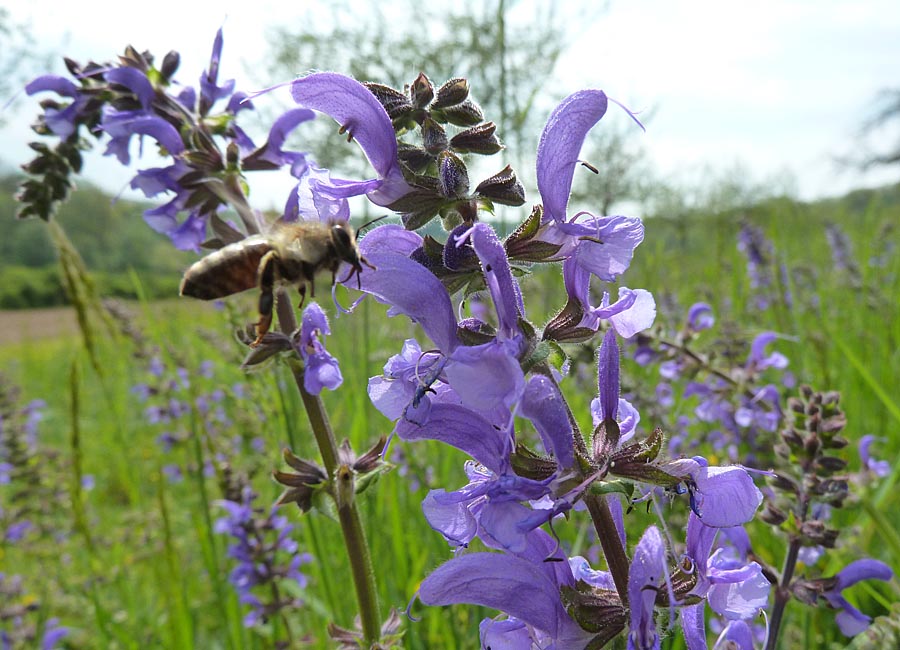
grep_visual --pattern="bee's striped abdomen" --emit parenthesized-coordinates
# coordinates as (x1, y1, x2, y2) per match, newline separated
(180, 237, 272, 300)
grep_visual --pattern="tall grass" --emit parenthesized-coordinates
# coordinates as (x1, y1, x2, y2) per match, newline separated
(1, 193, 898, 648)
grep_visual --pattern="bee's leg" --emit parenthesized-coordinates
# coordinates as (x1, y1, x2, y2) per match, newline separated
(252, 251, 277, 347)
(297, 283, 307, 309)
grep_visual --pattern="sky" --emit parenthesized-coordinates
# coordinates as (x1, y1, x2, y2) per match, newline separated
(2, 0, 899, 212)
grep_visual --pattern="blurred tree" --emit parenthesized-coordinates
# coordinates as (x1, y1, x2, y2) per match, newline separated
(569, 110, 656, 215)
(264, 0, 584, 175)
(0, 8, 42, 126)
(859, 89, 900, 169)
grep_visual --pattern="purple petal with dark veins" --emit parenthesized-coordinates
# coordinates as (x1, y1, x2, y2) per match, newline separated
(419, 553, 564, 637)
(358, 251, 458, 354)
(395, 403, 507, 473)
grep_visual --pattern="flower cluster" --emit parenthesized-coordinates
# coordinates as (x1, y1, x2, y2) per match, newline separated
(130, 349, 266, 482)
(21, 29, 312, 250)
(629, 302, 792, 467)
(20, 29, 896, 648)
(214, 485, 313, 628)
(0, 573, 69, 649)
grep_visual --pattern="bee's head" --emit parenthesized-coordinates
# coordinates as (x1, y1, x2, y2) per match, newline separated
(332, 222, 375, 288)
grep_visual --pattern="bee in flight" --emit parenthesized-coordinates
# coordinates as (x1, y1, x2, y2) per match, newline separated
(180, 219, 374, 346)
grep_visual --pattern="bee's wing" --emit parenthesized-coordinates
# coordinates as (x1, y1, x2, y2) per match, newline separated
(180, 236, 272, 300)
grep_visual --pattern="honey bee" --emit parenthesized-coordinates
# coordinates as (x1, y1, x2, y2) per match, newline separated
(180, 219, 374, 346)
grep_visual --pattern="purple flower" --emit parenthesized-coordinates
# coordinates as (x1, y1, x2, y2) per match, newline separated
(858, 435, 890, 477)
(24, 75, 89, 138)
(628, 526, 665, 650)
(822, 559, 893, 636)
(418, 529, 593, 648)
(533, 88, 654, 338)
(746, 333, 788, 373)
(296, 302, 342, 394)
(681, 512, 769, 649)
(288, 72, 412, 206)
(519, 375, 576, 469)
(245, 107, 314, 177)
(359, 225, 525, 419)
(199, 28, 236, 111)
(661, 457, 763, 527)
(687, 302, 715, 332)
(398, 405, 562, 552)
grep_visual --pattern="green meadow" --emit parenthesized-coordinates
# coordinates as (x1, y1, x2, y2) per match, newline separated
(2, 184, 899, 648)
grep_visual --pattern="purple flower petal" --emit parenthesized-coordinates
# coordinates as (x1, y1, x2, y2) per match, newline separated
(445, 338, 525, 415)
(395, 403, 508, 474)
(422, 489, 478, 546)
(419, 552, 566, 638)
(597, 328, 620, 424)
(105, 67, 155, 109)
(628, 525, 665, 650)
(536, 89, 608, 223)
(289, 72, 412, 206)
(691, 465, 763, 527)
(466, 223, 524, 338)
(519, 375, 575, 469)
(358, 251, 458, 354)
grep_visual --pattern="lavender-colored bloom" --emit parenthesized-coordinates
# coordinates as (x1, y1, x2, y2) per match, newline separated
(858, 435, 890, 477)
(662, 457, 763, 527)
(40, 619, 70, 650)
(419, 529, 593, 648)
(367, 339, 456, 421)
(359, 228, 525, 418)
(100, 107, 185, 165)
(687, 302, 715, 332)
(24, 75, 89, 138)
(399, 405, 562, 552)
(288, 72, 412, 206)
(685, 513, 769, 625)
(248, 107, 314, 177)
(628, 525, 665, 650)
(295, 302, 342, 394)
(712, 620, 755, 650)
(823, 559, 893, 636)
(746, 332, 788, 373)
(597, 328, 620, 423)
(533, 88, 654, 338)
(215, 488, 312, 628)
(519, 375, 576, 469)
(199, 28, 236, 109)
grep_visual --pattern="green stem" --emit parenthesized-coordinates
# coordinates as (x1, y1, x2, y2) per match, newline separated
(583, 493, 630, 607)
(278, 291, 381, 645)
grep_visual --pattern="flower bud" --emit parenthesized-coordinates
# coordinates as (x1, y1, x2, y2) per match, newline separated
(422, 116, 448, 155)
(433, 77, 469, 109)
(364, 82, 412, 121)
(442, 224, 479, 271)
(760, 502, 788, 525)
(437, 99, 484, 126)
(450, 122, 502, 155)
(474, 165, 526, 206)
(438, 151, 469, 198)
(397, 143, 433, 172)
(161, 50, 180, 81)
(410, 72, 434, 108)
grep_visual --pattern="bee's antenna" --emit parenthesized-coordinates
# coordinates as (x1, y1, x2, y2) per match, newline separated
(356, 214, 390, 236)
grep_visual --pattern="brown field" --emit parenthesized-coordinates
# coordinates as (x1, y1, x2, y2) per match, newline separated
(0, 306, 80, 346)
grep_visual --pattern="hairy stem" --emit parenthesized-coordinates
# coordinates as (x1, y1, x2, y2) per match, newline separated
(584, 493, 630, 606)
(278, 290, 381, 644)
